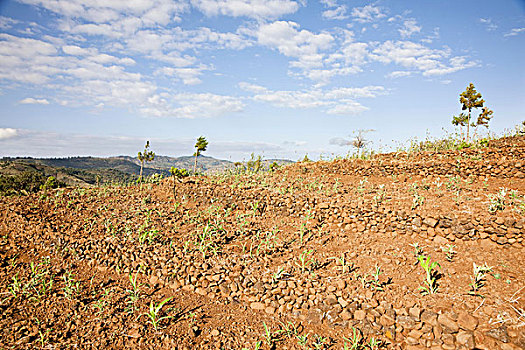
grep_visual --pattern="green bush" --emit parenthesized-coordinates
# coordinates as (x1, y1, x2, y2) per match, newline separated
(170, 167, 189, 179)
(0, 171, 63, 196)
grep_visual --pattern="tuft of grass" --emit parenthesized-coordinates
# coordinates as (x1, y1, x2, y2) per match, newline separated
(469, 262, 493, 297)
(441, 244, 456, 262)
(141, 297, 173, 331)
(126, 269, 142, 314)
(295, 249, 316, 273)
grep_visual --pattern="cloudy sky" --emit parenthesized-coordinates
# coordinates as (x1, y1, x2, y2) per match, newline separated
(0, 0, 524, 161)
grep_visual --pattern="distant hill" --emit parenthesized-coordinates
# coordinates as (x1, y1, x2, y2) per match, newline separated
(0, 155, 294, 187)
(115, 155, 234, 173)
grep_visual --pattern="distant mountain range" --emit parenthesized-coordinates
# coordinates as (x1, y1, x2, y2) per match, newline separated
(0, 155, 293, 187)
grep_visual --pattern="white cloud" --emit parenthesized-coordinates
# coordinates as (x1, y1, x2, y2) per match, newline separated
(155, 66, 208, 85)
(255, 21, 337, 81)
(0, 128, 18, 140)
(386, 71, 412, 79)
(252, 21, 476, 84)
(0, 33, 61, 84)
(119, 26, 250, 73)
(238, 82, 268, 93)
(257, 21, 333, 57)
(62, 45, 93, 56)
(324, 86, 386, 99)
(0, 29, 249, 118)
(504, 27, 525, 37)
(322, 6, 348, 20)
(19, 97, 50, 105)
(283, 140, 307, 146)
(1, 0, 483, 118)
(326, 101, 368, 115)
(191, 0, 300, 19)
(421, 27, 440, 44)
(399, 19, 421, 38)
(480, 18, 497, 32)
(351, 5, 386, 23)
(0, 16, 19, 30)
(422, 56, 478, 76)
(370, 40, 479, 76)
(17, 0, 189, 26)
(141, 92, 245, 118)
(319, 0, 337, 7)
(239, 82, 384, 115)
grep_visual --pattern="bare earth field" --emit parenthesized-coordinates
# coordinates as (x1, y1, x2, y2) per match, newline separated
(1, 136, 524, 350)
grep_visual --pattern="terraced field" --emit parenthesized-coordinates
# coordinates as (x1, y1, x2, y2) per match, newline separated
(1, 136, 524, 349)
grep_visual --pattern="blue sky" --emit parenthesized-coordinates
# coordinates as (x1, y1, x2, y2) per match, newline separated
(0, 0, 524, 161)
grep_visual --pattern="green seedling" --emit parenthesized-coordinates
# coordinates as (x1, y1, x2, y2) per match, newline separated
(9, 253, 18, 268)
(312, 334, 328, 349)
(8, 273, 22, 297)
(93, 288, 110, 316)
(38, 329, 52, 348)
(441, 244, 456, 262)
(141, 297, 173, 331)
(62, 271, 80, 300)
(250, 200, 260, 216)
(370, 265, 384, 291)
(356, 179, 368, 193)
(242, 341, 262, 350)
(296, 334, 308, 347)
(373, 184, 386, 206)
(412, 194, 424, 209)
(299, 209, 313, 244)
(487, 187, 507, 213)
(186, 312, 197, 327)
(272, 267, 290, 283)
(343, 327, 363, 350)
(356, 265, 386, 291)
(295, 249, 316, 273)
(368, 337, 382, 350)
(329, 252, 355, 274)
(333, 178, 341, 194)
(262, 322, 282, 348)
(469, 262, 493, 296)
(138, 227, 158, 245)
(409, 242, 424, 257)
(417, 255, 440, 295)
(26, 259, 54, 300)
(279, 321, 299, 338)
(126, 269, 142, 314)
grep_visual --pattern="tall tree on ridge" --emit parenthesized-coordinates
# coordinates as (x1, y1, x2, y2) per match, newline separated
(193, 136, 208, 174)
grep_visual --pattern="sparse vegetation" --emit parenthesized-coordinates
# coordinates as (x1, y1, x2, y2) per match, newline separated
(1, 132, 524, 349)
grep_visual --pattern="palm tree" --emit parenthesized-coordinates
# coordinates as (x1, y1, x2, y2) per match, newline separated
(193, 136, 208, 174)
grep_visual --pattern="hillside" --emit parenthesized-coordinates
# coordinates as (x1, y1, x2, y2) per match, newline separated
(0, 155, 294, 188)
(115, 155, 234, 173)
(0, 136, 524, 349)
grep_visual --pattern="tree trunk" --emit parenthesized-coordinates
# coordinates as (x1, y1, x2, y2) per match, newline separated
(466, 109, 471, 142)
(139, 160, 144, 181)
(193, 153, 198, 174)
